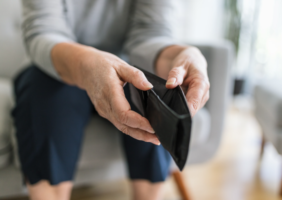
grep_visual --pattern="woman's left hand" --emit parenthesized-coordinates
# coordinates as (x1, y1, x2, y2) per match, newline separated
(155, 45, 210, 117)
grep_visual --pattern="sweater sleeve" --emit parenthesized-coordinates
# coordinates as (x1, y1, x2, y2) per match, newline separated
(124, 0, 177, 74)
(21, 0, 75, 79)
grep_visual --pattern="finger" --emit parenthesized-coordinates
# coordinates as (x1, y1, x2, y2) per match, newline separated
(115, 122, 160, 145)
(110, 86, 155, 133)
(118, 110, 155, 133)
(116, 64, 153, 91)
(166, 65, 188, 89)
(200, 90, 210, 109)
(185, 79, 206, 117)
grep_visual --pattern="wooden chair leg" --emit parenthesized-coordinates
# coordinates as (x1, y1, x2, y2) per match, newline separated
(280, 178, 282, 197)
(172, 171, 191, 200)
(260, 135, 266, 158)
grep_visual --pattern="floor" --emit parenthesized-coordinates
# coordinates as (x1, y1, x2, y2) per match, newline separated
(5, 96, 282, 200)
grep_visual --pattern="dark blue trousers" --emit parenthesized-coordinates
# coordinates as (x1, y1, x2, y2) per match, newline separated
(12, 66, 171, 185)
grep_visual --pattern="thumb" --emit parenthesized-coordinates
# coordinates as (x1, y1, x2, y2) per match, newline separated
(185, 81, 206, 117)
(117, 65, 153, 91)
(166, 65, 187, 89)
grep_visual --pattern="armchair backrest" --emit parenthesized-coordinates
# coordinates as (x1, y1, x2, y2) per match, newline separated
(0, 0, 29, 79)
(190, 42, 234, 163)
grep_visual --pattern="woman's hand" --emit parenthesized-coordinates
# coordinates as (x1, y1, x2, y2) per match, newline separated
(156, 45, 210, 117)
(51, 42, 160, 145)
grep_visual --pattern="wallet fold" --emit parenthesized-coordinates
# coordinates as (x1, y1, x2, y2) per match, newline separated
(129, 67, 192, 171)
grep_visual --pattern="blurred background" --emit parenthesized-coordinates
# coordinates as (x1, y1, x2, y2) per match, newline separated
(169, 0, 282, 199)
(172, 0, 282, 92)
(0, 0, 281, 200)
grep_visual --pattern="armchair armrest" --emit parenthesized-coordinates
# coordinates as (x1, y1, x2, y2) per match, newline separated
(187, 41, 234, 164)
(0, 78, 14, 168)
(254, 82, 282, 128)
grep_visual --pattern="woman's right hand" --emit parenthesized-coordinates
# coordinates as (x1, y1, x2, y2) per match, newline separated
(51, 42, 160, 145)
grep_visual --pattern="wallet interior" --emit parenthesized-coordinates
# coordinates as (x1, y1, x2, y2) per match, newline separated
(142, 71, 190, 116)
(129, 67, 192, 170)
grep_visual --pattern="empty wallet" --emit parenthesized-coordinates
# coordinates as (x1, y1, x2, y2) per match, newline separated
(129, 67, 192, 171)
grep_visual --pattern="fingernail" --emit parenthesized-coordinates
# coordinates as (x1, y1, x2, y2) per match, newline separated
(166, 78, 176, 85)
(147, 128, 155, 134)
(143, 81, 153, 89)
(155, 140, 161, 146)
(153, 139, 160, 145)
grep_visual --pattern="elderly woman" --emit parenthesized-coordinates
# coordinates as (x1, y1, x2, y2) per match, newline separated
(13, 0, 209, 200)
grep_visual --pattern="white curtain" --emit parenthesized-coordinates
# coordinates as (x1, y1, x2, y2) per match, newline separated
(252, 0, 282, 81)
(236, 0, 282, 93)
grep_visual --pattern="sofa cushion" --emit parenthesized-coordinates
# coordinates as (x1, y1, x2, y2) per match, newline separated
(78, 114, 125, 169)
(254, 82, 282, 128)
(255, 108, 282, 154)
(0, 78, 14, 168)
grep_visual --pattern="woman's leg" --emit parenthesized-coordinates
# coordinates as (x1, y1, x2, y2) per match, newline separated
(123, 134, 171, 200)
(131, 180, 164, 200)
(27, 181, 72, 200)
(12, 66, 93, 200)
(122, 85, 171, 200)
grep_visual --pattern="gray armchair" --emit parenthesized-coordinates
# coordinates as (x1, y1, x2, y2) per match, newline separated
(254, 81, 282, 196)
(187, 43, 233, 165)
(0, 0, 234, 198)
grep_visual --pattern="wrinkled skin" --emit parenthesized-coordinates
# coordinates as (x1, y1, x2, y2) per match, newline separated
(156, 45, 210, 117)
(52, 43, 210, 146)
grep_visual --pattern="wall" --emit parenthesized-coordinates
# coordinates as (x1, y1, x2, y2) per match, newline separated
(171, 0, 226, 44)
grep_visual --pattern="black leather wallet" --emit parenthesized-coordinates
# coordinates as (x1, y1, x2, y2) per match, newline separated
(129, 67, 192, 171)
